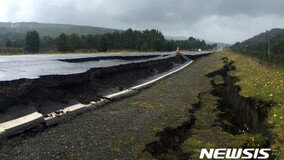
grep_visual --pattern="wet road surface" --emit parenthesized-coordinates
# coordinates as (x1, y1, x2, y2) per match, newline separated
(0, 51, 212, 81)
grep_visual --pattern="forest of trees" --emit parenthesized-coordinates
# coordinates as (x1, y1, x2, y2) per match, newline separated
(1, 28, 216, 54)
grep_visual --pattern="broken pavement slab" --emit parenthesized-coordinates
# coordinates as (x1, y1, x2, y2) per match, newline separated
(0, 52, 217, 159)
(0, 54, 199, 139)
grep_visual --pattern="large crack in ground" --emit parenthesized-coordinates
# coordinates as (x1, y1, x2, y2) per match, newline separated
(0, 53, 212, 160)
(207, 58, 271, 137)
(1, 53, 274, 160)
(145, 56, 272, 159)
(145, 92, 206, 160)
(0, 54, 192, 144)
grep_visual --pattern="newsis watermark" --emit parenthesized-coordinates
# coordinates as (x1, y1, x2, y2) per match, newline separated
(199, 148, 271, 159)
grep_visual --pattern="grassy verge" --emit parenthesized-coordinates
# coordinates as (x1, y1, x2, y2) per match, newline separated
(221, 50, 284, 159)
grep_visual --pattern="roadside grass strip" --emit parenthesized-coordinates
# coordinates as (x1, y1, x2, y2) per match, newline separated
(222, 51, 284, 159)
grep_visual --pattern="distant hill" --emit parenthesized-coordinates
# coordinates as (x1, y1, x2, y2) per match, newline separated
(231, 28, 284, 64)
(204, 40, 231, 47)
(215, 42, 231, 47)
(165, 36, 231, 48)
(242, 28, 284, 44)
(0, 22, 121, 37)
(165, 36, 187, 41)
(0, 22, 121, 45)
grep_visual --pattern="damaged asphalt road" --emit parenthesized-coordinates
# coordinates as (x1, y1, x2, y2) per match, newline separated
(0, 52, 268, 160)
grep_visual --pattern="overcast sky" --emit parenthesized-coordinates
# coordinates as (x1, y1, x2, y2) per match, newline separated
(0, 0, 283, 44)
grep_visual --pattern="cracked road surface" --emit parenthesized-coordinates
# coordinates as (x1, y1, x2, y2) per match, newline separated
(0, 53, 224, 160)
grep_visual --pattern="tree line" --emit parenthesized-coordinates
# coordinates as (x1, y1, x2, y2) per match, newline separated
(3, 29, 216, 53)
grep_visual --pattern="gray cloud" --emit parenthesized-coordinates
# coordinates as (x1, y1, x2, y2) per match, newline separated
(0, 0, 284, 43)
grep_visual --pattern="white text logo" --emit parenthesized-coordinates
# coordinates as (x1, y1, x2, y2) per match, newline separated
(200, 148, 271, 159)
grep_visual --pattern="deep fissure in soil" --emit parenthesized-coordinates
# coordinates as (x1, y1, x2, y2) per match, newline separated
(145, 57, 272, 159)
(206, 58, 271, 137)
(145, 93, 204, 160)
